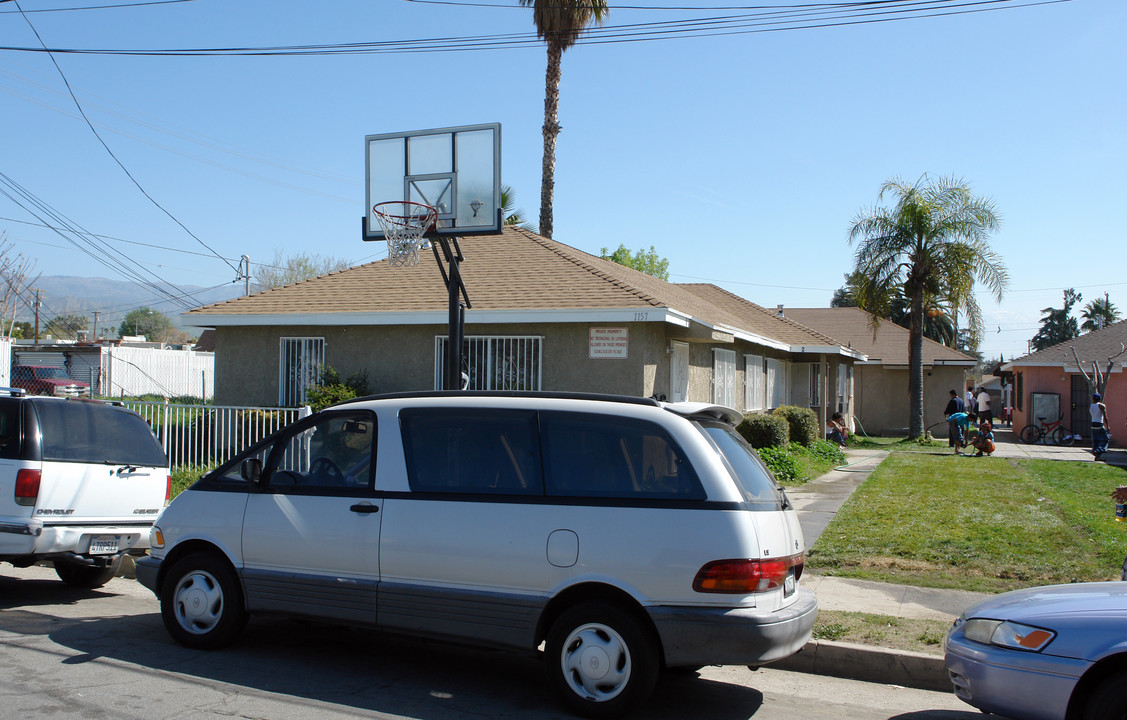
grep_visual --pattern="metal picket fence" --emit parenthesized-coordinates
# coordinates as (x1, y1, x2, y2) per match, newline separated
(123, 400, 307, 470)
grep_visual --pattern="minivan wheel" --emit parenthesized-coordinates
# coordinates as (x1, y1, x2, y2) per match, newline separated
(54, 556, 121, 589)
(545, 602, 659, 719)
(160, 552, 247, 649)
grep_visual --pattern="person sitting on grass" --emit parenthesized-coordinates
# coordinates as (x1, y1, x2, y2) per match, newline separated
(946, 411, 978, 455)
(972, 420, 996, 457)
(826, 411, 848, 448)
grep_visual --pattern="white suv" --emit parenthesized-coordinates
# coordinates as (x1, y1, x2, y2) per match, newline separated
(138, 392, 815, 717)
(0, 390, 170, 587)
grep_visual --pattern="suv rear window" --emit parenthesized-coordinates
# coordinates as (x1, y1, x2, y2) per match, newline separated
(34, 401, 167, 466)
(694, 420, 783, 508)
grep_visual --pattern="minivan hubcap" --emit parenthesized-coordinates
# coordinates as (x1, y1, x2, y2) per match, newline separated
(173, 570, 224, 634)
(561, 623, 631, 701)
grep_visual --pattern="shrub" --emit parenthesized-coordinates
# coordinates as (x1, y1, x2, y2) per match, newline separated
(772, 405, 820, 447)
(805, 439, 847, 465)
(737, 413, 789, 448)
(306, 366, 371, 412)
(756, 445, 802, 484)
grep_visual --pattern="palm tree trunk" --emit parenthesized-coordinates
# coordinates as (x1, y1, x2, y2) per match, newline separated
(908, 282, 926, 438)
(539, 40, 563, 239)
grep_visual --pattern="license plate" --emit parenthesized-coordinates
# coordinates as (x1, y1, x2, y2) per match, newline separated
(88, 535, 120, 555)
(784, 571, 796, 597)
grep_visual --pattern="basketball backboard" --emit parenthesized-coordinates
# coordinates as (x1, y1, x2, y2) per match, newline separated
(364, 123, 502, 241)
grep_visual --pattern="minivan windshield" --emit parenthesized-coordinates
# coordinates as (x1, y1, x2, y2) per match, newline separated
(35, 401, 167, 466)
(694, 420, 783, 508)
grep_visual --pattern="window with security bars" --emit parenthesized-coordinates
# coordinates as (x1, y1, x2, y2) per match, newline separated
(434, 336, 542, 391)
(279, 337, 325, 407)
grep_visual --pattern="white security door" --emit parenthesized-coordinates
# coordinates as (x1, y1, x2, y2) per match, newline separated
(670, 342, 689, 402)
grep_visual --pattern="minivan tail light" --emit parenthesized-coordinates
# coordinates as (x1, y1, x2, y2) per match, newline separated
(693, 555, 804, 594)
(165, 473, 172, 503)
(15, 469, 42, 506)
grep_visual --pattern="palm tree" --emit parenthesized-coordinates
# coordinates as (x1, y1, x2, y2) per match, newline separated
(1080, 296, 1121, 333)
(519, 0, 608, 239)
(848, 174, 1008, 439)
(501, 185, 536, 231)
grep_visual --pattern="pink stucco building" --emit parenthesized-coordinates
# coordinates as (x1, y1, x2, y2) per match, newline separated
(1002, 320, 1127, 446)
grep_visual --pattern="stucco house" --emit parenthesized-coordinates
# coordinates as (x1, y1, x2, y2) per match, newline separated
(783, 307, 976, 437)
(182, 228, 863, 427)
(1002, 320, 1127, 445)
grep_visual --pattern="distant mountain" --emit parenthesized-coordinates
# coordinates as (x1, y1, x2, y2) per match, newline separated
(18, 276, 244, 337)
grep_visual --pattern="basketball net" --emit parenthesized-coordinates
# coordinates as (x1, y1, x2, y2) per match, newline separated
(372, 201, 438, 267)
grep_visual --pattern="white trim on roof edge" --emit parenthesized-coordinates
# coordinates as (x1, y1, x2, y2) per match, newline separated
(182, 307, 695, 328)
(182, 306, 864, 358)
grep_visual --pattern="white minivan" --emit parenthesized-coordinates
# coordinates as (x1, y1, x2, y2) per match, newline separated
(0, 390, 170, 587)
(138, 392, 816, 717)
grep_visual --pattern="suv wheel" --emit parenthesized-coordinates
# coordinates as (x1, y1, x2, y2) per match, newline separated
(160, 552, 247, 649)
(545, 601, 659, 719)
(54, 556, 121, 589)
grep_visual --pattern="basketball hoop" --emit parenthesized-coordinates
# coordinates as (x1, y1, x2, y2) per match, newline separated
(372, 201, 437, 267)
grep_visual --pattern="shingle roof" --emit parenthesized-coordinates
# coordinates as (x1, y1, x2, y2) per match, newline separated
(185, 228, 848, 353)
(783, 307, 975, 365)
(1007, 319, 1127, 369)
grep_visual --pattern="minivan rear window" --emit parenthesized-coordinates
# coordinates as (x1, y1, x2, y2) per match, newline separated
(694, 420, 782, 507)
(34, 401, 167, 466)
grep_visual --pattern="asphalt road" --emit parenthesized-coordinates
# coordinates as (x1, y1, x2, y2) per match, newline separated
(0, 566, 988, 720)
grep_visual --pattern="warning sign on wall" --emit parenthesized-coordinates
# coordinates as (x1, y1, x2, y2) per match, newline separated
(589, 327, 628, 359)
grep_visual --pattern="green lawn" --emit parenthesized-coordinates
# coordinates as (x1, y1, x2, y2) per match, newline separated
(808, 453, 1127, 593)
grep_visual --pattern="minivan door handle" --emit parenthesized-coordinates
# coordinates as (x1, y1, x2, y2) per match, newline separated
(349, 503, 379, 514)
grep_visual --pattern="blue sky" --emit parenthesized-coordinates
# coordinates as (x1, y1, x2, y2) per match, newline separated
(0, 0, 1122, 362)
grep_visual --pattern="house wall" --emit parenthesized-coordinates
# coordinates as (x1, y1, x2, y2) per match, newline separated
(1011, 366, 1123, 447)
(854, 365, 966, 437)
(212, 323, 855, 423)
(214, 322, 663, 406)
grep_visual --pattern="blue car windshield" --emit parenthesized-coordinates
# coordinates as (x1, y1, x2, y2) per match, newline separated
(694, 420, 783, 508)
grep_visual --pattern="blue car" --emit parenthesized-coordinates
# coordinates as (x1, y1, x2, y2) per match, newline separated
(945, 582, 1127, 720)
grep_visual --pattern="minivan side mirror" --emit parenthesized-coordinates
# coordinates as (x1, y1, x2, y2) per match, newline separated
(241, 458, 263, 485)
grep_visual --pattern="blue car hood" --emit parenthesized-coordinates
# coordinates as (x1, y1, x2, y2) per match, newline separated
(963, 582, 1127, 660)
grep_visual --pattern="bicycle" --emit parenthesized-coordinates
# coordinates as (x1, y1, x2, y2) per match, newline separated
(1019, 415, 1076, 446)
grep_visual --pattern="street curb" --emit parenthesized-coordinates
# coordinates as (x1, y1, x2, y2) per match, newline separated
(770, 639, 950, 693)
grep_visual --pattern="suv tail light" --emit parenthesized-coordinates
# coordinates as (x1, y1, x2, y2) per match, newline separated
(165, 473, 172, 503)
(15, 469, 42, 506)
(693, 555, 804, 594)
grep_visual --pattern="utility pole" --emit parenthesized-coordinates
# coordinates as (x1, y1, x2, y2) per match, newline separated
(238, 255, 251, 296)
(92, 311, 99, 340)
(32, 289, 41, 348)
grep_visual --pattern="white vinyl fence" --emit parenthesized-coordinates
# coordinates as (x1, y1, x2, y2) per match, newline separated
(124, 401, 308, 470)
(104, 346, 214, 400)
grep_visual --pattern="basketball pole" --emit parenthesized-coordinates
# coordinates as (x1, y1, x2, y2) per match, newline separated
(431, 236, 471, 391)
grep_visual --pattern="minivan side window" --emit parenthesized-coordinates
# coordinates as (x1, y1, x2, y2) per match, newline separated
(540, 412, 704, 500)
(401, 408, 541, 495)
(265, 411, 376, 491)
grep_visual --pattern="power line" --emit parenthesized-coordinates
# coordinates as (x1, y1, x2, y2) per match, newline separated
(8, 0, 238, 275)
(0, 0, 1072, 56)
(0, 0, 197, 13)
(0, 171, 202, 309)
